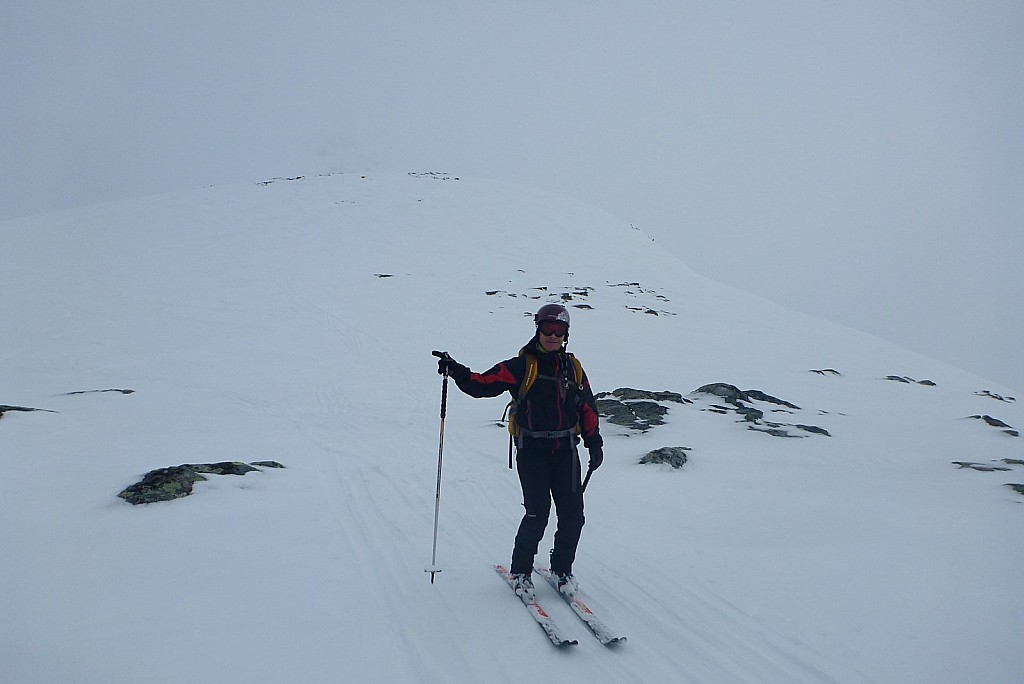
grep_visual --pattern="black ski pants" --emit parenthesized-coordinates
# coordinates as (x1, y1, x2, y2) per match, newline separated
(509, 446, 585, 576)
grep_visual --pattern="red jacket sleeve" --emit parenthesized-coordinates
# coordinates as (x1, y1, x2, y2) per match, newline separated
(452, 358, 522, 399)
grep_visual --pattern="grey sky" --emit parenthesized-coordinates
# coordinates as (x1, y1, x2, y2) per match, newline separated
(3, 1, 1021, 389)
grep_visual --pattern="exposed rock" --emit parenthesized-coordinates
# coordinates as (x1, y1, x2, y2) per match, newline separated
(967, 415, 1019, 437)
(598, 388, 688, 404)
(885, 375, 936, 386)
(596, 398, 668, 431)
(796, 424, 831, 436)
(118, 461, 283, 505)
(64, 388, 135, 396)
(976, 390, 1016, 403)
(745, 390, 800, 410)
(810, 369, 842, 376)
(640, 446, 691, 468)
(1005, 484, 1024, 496)
(692, 383, 828, 437)
(0, 405, 56, 419)
(749, 426, 800, 438)
(695, 383, 748, 404)
(953, 461, 1012, 472)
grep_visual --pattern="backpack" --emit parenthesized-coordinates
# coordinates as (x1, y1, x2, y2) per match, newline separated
(502, 351, 585, 467)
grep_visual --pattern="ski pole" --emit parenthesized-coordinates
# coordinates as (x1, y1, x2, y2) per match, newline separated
(426, 351, 450, 584)
(581, 465, 595, 494)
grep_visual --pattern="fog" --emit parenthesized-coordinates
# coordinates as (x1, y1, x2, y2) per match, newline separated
(3, 1, 1020, 389)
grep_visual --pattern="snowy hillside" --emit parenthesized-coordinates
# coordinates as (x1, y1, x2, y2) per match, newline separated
(2, 173, 1022, 683)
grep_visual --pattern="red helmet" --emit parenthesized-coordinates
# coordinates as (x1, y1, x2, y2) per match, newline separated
(534, 303, 570, 327)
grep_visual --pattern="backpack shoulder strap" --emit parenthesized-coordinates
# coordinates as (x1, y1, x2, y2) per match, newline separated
(567, 352, 584, 388)
(517, 351, 539, 400)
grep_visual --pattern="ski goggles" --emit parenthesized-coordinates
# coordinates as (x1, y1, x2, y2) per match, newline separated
(538, 322, 568, 337)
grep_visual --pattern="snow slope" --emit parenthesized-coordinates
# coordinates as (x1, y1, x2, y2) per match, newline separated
(2, 173, 1022, 683)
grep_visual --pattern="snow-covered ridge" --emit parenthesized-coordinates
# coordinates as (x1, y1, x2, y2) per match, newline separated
(2, 173, 1021, 683)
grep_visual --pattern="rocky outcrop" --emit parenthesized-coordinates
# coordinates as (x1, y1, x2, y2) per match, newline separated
(966, 414, 1019, 437)
(118, 461, 285, 505)
(640, 446, 690, 468)
(0, 405, 56, 419)
(691, 383, 830, 438)
(596, 388, 689, 432)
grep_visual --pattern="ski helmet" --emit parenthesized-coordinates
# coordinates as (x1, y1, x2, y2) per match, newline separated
(534, 303, 570, 327)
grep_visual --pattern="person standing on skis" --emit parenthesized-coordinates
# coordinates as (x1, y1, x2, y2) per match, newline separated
(436, 303, 604, 599)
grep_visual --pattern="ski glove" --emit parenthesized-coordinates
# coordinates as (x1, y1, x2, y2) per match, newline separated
(434, 351, 469, 379)
(588, 445, 604, 471)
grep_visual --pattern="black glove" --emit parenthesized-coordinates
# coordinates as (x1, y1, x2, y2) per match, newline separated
(588, 445, 604, 471)
(433, 350, 468, 379)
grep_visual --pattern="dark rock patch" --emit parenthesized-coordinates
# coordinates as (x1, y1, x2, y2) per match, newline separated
(810, 369, 842, 376)
(599, 388, 688, 404)
(796, 424, 831, 436)
(64, 388, 135, 396)
(596, 398, 667, 431)
(118, 461, 284, 505)
(1005, 484, 1024, 496)
(640, 446, 691, 468)
(953, 461, 1013, 472)
(595, 387, 689, 432)
(692, 383, 829, 438)
(885, 375, 936, 386)
(0, 405, 57, 419)
(967, 415, 1019, 437)
(976, 390, 1016, 403)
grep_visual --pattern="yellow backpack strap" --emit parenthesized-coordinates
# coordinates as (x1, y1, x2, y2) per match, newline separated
(506, 353, 539, 468)
(519, 353, 539, 400)
(568, 353, 584, 388)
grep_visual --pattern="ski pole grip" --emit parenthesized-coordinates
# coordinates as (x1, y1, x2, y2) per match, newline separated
(432, 351, 450, 418)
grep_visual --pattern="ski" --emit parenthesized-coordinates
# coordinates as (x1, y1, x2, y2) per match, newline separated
(495, 564, 578, 647)
(536, 568, 627, 645)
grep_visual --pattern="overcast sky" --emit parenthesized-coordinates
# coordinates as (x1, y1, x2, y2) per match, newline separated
(3, 1, 1021, 389)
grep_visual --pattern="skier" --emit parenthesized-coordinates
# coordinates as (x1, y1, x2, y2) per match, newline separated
(436, 304, 603, 600)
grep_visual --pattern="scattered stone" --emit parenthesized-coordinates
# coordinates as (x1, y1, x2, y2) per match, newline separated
(594, 388, 688, 432)
(967, 415, 1019, 437)
(695, 383, 749, 404)
(885, 375, 936, 386)
(796, 424, 831, 436)
(640, 446, 691, 468)
(749, 426, 800, 438)
(596, 398, 668, 431)
(973, 414, 1011, 428)
(952, 461, 1012, 472)
(598, 388, 688, 404)
(976, 390, 1016, 403)
(64, 388, 135, 395)
(0, 405, 57, 419)
(745, 390, 800, 410)
(407, 171, 460, 181)
(692, 383, 828, 438)
(118, 461, 284, 505)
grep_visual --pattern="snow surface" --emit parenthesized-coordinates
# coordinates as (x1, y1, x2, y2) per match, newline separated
(2, 173, 1022, 683)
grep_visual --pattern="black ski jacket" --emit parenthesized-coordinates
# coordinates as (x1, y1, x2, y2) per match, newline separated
(450, 337, 603, 454)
